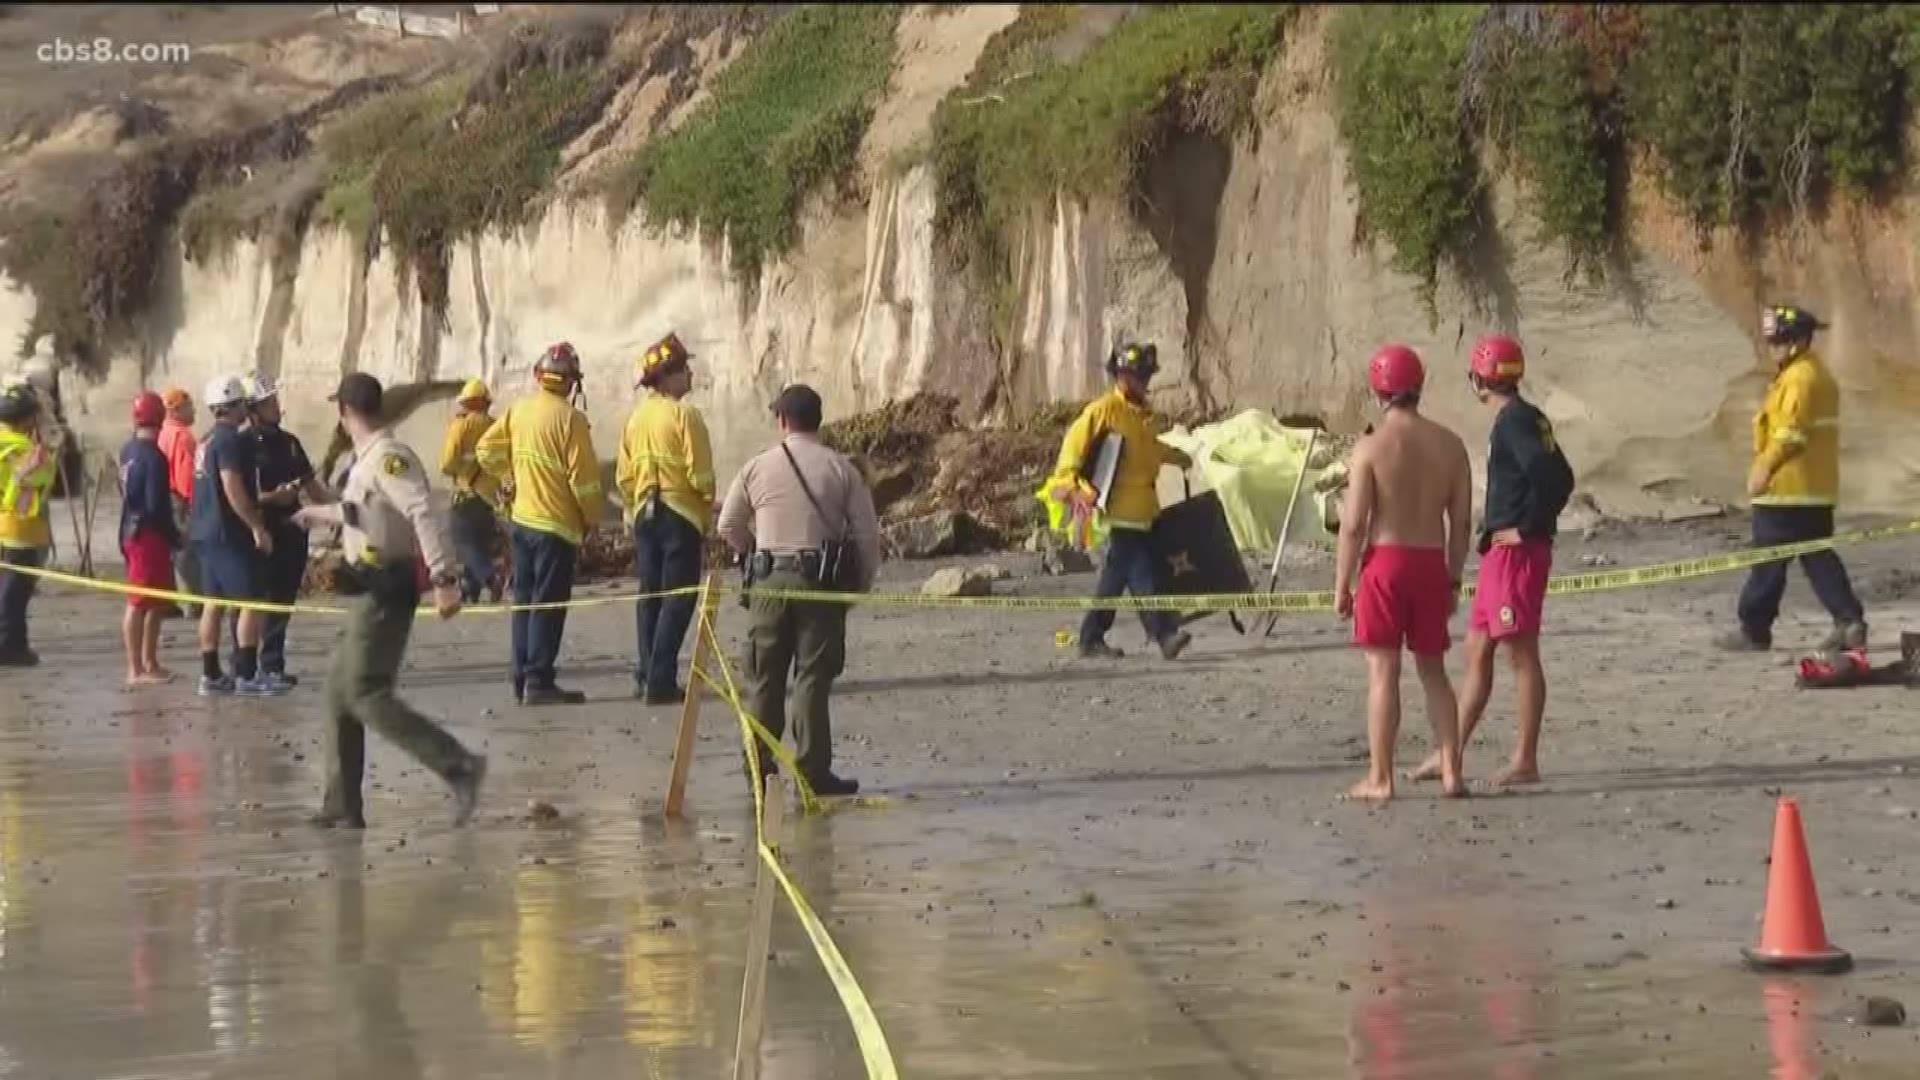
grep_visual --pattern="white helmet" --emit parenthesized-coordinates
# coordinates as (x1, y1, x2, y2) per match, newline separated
(204, 374, 249, 409)
(244, 371, 279, 404)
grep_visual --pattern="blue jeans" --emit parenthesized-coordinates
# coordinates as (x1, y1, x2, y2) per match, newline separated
(0, 545, 46, 657)
(1079, 528, 1176, 647)
(1736, 506, 1864, 640)
(633, 508, 703, 694)
(510, 524, 578, 692)
(449, 495, 499, 604)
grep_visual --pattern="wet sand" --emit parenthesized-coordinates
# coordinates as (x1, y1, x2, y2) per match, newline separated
(1, 514, 1917, 1077)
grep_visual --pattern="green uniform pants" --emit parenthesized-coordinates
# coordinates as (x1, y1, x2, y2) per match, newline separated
(745, 568, 848, 780)
(321, 571, 473, 820)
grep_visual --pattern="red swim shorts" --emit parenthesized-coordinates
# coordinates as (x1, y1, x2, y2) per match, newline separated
(1352, 545, 1454, 656)
(122, 527, 176, 610)
(1469, 538, 1553, 640)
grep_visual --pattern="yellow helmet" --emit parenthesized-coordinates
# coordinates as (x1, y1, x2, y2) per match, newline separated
(636, 332, 693, 388)
(457, 378, 491, 404)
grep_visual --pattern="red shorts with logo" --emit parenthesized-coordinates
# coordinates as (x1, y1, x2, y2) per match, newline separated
(1352, 545, 1453, 656)
(122, 527, 175, 610)
(1469, 538, 1552, 640)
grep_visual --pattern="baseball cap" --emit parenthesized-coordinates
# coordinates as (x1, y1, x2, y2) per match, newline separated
(330, 372, 384, 416)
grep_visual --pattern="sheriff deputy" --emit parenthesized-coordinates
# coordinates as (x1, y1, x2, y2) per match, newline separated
(293, 373, 486, 830)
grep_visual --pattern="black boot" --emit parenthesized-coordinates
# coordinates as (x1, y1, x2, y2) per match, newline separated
(449, 754, 488, 827)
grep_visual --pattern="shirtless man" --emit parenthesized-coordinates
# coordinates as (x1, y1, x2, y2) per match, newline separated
(1334, 345, 1473, 801)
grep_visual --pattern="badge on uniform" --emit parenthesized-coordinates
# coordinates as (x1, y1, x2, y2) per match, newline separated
(383, 453, 409, 477)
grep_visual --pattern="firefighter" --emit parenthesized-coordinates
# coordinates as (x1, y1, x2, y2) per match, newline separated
(0, 384, 57, 667)
(1048, 341, 1194, 661)
(1718, 305, 1867, 653)
(440, 378, 503, 604)
(475, 343, 605, 705)
(616, 332, 715, 705)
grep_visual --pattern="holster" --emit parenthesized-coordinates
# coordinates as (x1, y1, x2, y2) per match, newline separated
(738, 548, 766, 609)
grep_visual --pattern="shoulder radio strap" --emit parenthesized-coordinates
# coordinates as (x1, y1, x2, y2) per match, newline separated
(780, 442, 851, 543)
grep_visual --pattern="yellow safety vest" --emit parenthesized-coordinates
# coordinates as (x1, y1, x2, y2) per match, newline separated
(0, 426, 55, 549)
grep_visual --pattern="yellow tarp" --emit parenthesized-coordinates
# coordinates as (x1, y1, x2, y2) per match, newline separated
(1158, 411, 1331, 555)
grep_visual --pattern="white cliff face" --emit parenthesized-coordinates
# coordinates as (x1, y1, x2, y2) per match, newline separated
(27, 162, 998, 494)
(14, 9, 1920, 518)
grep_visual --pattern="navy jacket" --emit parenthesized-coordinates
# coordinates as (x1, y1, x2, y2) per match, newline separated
(120, 437, 181, 548)
(1480, 396, 1574, 553)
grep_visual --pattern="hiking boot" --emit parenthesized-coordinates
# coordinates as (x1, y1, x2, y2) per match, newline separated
(804, 771, 860, 798)
(1078, 640, 1125, 660)
(638, 685, 686, 706)
(1714, 629, 1771, 652)
(1820, 620, 1868, 652)
(198, 674, 236, 697)
(449, 754, 488, 827)
(1158, 630, 1193, 661)
(520, 686, 587, 706)
(309, 809, 367, 830)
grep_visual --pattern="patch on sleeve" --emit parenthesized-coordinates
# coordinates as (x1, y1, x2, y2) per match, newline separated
(382, 453, 410, 478)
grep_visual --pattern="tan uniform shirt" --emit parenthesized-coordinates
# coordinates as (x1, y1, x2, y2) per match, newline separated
(717, 433, 882, 590)
(339, 428, 455, 578)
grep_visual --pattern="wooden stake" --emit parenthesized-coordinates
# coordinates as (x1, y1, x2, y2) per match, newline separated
(664, 571, 721, 818)
(81, 456, 110, 577)
(59, 451, 86, 576)
(732, 774, 786, 1080)
(1258, 426, 1319, 638)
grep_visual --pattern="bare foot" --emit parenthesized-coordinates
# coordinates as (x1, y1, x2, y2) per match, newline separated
(1491, 762, 1541, 787)
(1344, 777, 1394, 802)
(1404, 752, 1444, 783)
(1441, 777, 1472, 798)
(135, 670, 176, 686)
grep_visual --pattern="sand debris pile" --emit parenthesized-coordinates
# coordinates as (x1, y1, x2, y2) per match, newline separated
(822, 393, 1073, 555)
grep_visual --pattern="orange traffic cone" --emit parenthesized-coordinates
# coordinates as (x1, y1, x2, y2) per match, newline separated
(1742, 798, 1852, 974)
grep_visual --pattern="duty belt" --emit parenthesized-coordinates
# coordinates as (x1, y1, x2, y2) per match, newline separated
(745, 549, 823, 579)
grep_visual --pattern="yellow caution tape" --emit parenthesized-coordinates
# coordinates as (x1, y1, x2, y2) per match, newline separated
(692, 610, 896, 1079)
(758, 840, 900, 1080)
(8, 518, 1917, 618)
(738, 519, 1920, 613)
(691, 661, 823, 817)
(0, 558, 702, 616)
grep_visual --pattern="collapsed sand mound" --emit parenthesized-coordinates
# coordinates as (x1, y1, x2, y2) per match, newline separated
(822, 393, 1072, 551)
